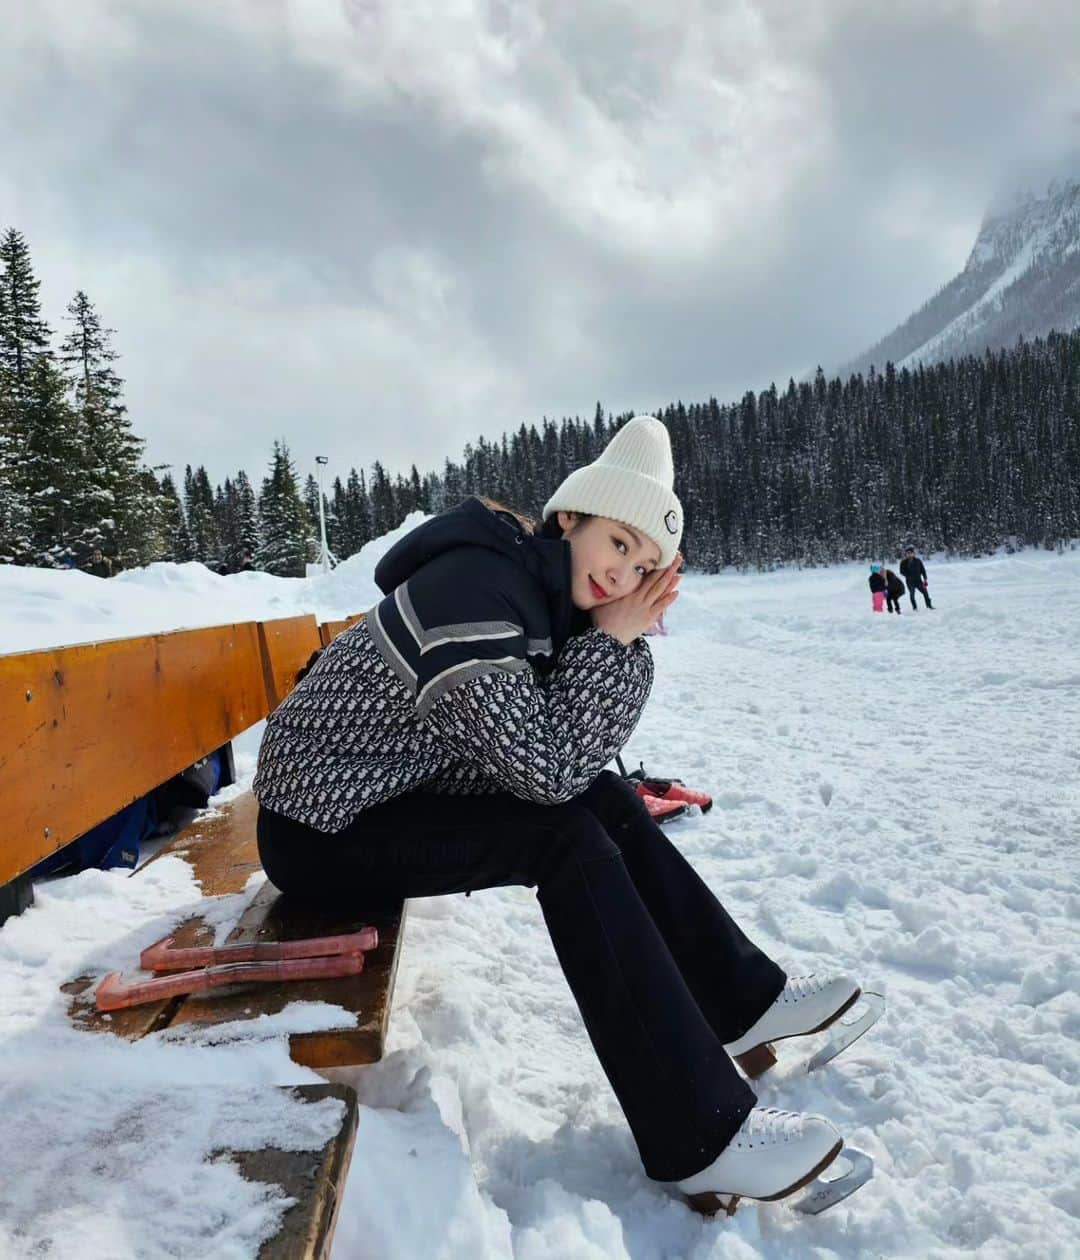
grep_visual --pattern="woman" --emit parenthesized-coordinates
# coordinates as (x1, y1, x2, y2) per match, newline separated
(884, 567, 905, 614)
(253, 416, 859, 1212)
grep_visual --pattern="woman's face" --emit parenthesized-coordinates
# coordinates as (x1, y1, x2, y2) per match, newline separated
(557, 512, 662, 610)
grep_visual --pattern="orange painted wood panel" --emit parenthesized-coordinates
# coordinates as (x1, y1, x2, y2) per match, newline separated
(257, 614, 322, 709)
(0, 623, 268, 885)
(318, 614, 364, 647)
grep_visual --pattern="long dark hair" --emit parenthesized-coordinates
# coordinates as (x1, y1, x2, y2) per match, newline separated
(479, 497, 538, 534)
(534, 510, 593, 540)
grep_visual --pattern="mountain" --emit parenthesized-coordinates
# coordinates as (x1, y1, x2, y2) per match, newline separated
(843, 177, 1080, 376)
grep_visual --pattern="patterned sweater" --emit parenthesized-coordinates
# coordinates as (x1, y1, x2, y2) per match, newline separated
(253, 500, 654, 832)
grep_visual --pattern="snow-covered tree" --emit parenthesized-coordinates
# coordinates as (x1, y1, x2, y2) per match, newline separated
(0, 380, 32, 563)
(0, 229, 51, 397)
(213, 471, 259, 572)
(158, 472, 194, 562)
(0, 230, 85, 565)
(183, 464, 219, 565)
(59, 289, 151, 567)
(233, 469, 259, 564)
(256, 441, 308, 576)
(302, 472, 324, 563)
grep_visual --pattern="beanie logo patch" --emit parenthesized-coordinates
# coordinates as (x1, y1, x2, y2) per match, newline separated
(664, 510, 679, 535)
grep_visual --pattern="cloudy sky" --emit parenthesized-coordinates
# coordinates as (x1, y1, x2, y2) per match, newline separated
(3, 0, 1078, 487)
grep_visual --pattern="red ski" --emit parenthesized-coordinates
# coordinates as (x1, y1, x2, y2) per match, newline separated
(140, 926, 378, 972)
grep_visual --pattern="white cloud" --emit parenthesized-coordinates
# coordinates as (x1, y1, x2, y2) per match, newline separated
(1, 0, 1077, 486)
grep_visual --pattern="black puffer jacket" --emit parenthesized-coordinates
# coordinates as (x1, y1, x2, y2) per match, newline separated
(900, 556, 927, 586)
(253, 499, 655, 831)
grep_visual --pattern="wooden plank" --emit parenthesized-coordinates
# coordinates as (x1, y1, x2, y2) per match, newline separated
(166, 879, 406, 1069)
(0, 1081, 356, 1259)
(68, 792, 406, 1068)
(0, 624, 269, 885)
(245, 1084, 358, 1260)
(317, 614, 363, 647)
(68, 794, 265, 1040)
(257, 615, 322, 710)
(143, 790, 264, 893)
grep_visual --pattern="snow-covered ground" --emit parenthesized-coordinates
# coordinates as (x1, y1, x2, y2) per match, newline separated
(1, 542, 1078, 1258)
(0, 517, 425, 655)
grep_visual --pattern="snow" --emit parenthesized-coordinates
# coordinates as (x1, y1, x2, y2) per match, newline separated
(0, 511, 426, 655)
(898, 178, 1080, 370)
(2, 542, 1079, 1258)
(898, 224, 1048, 370)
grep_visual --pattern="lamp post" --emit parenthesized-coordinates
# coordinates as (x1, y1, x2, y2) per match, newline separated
(315, 455, 331, 574)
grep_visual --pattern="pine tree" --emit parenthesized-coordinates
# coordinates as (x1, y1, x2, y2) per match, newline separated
(158, 472, 194, 561)
(368, 461, 395, 537)
(0, 377, 31, 563)
(302, 472, 323, 563)
(59, 289, 150, 567)
(0, 230, 86, 565)
(0, 229, 51, 397)
(215, 479, 238, 571)
(14, 355, 87, 565)
(333, 467, 371, 557)
(183, 464, 219, 565)
(131, 466, 173, 564)
(256, 441, 309, 576)
(233, 469, 259, 564)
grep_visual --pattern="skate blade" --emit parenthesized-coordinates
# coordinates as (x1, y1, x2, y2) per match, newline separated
(793, 1148, 873, 1215)
(805, 992, 885, 1072)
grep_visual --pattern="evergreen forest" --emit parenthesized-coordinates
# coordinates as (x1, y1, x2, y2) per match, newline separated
(2, 228, 1077, 577)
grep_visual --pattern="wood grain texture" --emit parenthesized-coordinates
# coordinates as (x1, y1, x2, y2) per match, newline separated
(69, 793, 266, 1039)
(257, 615, 322, 710)
(69, 792, 406, 1069)
(317, 613, 364, 648)
(0, 624, 268, 884)
(245, 1084, 358, 1260)
(166, 873, 406, 1069)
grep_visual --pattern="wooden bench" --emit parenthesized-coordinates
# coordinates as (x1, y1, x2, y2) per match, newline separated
(0, 611, 406, 1257)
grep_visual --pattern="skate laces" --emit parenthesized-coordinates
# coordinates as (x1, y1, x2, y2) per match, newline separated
(782, 975, 826, 1004)
(736, 1107, 803, 1148)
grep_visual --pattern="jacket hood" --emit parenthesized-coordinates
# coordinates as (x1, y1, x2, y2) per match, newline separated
(374, 497, 584, 647)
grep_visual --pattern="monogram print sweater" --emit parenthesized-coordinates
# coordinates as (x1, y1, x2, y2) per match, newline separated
(253, 499, 654, 832)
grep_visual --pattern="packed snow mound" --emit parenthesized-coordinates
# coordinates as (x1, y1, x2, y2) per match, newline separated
(0, 511, 430, 654)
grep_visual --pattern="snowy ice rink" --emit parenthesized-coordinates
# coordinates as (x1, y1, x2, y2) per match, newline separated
(0, 538, 1077, 1258)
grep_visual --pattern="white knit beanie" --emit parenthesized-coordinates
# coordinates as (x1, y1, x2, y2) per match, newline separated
(542, 415, 682, 566)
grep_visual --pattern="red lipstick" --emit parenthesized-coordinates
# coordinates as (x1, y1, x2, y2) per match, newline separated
(589, 576, 606, 600)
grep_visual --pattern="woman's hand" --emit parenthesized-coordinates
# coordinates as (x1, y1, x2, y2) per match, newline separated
(591, 554, 682, 646)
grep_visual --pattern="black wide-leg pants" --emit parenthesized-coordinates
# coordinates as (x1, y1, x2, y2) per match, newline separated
(256, 770, 785, 1182)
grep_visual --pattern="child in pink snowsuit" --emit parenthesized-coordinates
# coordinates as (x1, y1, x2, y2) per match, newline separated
(868, 564, 886, 612)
